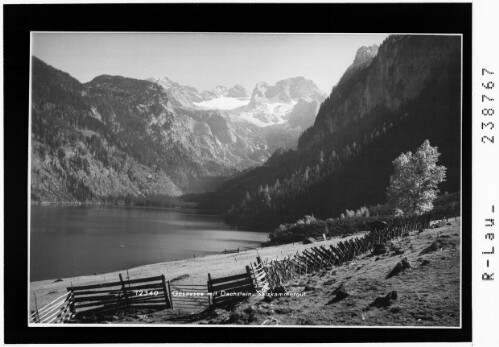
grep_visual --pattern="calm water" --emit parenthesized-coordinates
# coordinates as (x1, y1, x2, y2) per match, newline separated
(30, 206, 267, 282)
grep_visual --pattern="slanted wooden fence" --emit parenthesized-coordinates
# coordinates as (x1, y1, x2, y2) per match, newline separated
(253, 215, 432, 289)
(208, 266, 256, 306)
(29, 292, 74, 323)
(250, 258, 270, 293)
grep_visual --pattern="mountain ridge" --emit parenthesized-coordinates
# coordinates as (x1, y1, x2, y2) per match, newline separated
(31, 57, 324, 203)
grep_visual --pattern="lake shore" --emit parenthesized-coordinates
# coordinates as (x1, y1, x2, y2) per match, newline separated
(30, 201, 202, 212)
(29, 232, 365, 310)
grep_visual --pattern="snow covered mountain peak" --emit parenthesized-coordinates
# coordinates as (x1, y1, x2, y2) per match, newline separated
(148, 75, 324, 128)
(249, 76, 323, 106)
(213, 85, 228, 97)
(237, 77, 325, 127)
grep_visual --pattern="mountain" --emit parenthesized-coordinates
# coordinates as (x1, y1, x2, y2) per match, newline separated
(31, 64, 177, 202)
(209, 35, 461, 230)
(31, 59, 324, 203)
(235, 77, 325, 127)
(148, 76, 324, 132)
(149, 76, 325, 151)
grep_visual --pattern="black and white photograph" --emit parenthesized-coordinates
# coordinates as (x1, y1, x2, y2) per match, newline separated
(28, 31, 463, 327)
(5, 1, 494, 345)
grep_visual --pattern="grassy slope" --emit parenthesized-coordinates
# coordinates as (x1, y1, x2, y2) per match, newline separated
(201, 219, 461, 326)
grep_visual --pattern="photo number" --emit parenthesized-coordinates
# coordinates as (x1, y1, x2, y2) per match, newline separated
(481, 68, 496, 144)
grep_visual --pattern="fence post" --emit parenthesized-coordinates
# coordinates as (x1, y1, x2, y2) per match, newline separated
(246, 265, 256, 293)
(119, 273, 131, 308)
(249, 262, 258, 289)
(167, 280, 173, 309)
(207, 273, 213, 306)
(256, 256, 271, 287)
(161, 275, 171, 309)
(68, 291, 75, 320)
(69, 282, 76, 317)
(33, 292, 40, 323)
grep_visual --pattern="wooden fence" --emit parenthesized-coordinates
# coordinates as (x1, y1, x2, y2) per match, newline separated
(207, 266, 256, 307)
(169, 283, 210, 312)
(250, 258, 270, 293)
(68, 273, 172, 317)
(221, 248, 240, 254)
(253, 215, 431, 289)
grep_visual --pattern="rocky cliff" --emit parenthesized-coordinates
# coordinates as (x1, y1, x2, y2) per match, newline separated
(300, 36, 460, 150)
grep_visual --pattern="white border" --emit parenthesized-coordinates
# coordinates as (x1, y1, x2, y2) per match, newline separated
(472, 0, 499, 347)
(27, 32, 464, 330)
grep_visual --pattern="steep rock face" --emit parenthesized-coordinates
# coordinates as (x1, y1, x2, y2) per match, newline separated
(31, 60, 183, 202)
(147, 77, 203, 108)
(236, 77, 325, 128)
(301, 36, 460, 150)
(227, 84, 248, 98)
(212, 85, 228, 98)
(201, 86, 229, 101)
(351, 44, 379, 68)
(248, 82, 271, 107)
(286, 99, 322, 129)
(248, 76, 323, 108)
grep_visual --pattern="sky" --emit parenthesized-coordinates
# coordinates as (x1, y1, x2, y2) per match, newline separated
(32, 33, 389, 94)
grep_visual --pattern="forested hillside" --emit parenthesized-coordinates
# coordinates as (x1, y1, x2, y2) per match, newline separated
(31, 58, 239, 203)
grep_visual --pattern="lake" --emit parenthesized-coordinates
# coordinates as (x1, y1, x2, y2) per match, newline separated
(30, 205, 268, 282)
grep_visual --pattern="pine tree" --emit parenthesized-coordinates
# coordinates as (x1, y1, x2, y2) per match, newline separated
(274, 179, 280, 189)
(318, 150, 325, 165)
(304, 166, 310, 182)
